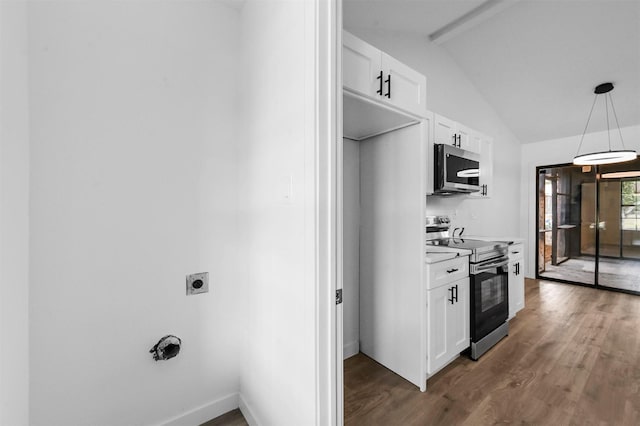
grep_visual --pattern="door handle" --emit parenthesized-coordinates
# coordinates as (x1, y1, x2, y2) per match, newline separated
(453, 285, 458, 303)
(385, 74, 391, 98)
(448, 287, 454, 304)
(376, 70, 383, 95)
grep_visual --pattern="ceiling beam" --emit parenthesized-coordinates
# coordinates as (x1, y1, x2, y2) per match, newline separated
(429, 0, 521, 44)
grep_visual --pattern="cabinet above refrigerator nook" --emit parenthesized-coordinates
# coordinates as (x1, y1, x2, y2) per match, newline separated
(343, 30, 428, 141)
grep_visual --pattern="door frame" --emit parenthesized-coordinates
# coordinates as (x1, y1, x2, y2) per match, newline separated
(314, 0, 343, 425)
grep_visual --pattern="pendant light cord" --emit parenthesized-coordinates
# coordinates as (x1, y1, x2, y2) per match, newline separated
(608, 92, 627, 149)
(605, 91, 611, 151)
(575, 94, 598, 157)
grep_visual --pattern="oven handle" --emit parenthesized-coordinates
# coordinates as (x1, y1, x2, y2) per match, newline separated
(474, 257, 509, 273)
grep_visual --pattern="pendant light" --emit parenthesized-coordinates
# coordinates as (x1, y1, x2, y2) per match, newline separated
(573, 82, 636, 165)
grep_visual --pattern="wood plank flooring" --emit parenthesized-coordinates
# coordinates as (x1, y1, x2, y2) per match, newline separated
(200, 409, 248, 426)
(345, 278, 640, 425)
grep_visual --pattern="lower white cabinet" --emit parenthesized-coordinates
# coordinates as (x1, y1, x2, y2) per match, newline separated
(426, 257, 470, 376)
(508, 243, 525, 319)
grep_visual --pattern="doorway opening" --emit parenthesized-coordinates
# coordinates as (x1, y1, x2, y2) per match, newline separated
(536, 160, 640, 294)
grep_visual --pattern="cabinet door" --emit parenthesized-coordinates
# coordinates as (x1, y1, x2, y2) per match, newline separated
(456, 125, 478, 153)
(342, 31, 382, 98)
(460, 127, 480, 154)
(509, 260, 525, 318)
(434, 114, 457, 147)
(427, 284, 450, 374)
(469, 135, 493, 198)
(449, 279, 470, 353)
(381, 52, 427, 117)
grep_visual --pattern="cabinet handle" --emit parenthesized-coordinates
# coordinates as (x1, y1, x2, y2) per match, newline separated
(452, 134, 457, 146)
(512, 251, 519, 255)
(376, 70, 383, 95)
(448, 287, 454, 304)
(453, 284, 458, 303)
(446, 268, 458, 273)
(385, 74, 391, 98)
(457, 134, 461, 148)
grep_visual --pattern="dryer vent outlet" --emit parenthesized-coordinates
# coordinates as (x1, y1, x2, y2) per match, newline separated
(186, 272, 209, 295)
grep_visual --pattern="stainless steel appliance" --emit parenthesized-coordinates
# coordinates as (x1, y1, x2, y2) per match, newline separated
(425, 215, 509, 360)
(434, 144, 480, 194)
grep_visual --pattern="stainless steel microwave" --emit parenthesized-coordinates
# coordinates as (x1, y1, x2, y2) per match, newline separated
(434, 143, 480, 194)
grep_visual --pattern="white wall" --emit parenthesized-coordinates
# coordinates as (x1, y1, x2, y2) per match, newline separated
(520, 125, 640, 278)
(345, 29, 522, 238)
(28, 2, 244, 425)
(238, 1, 320, 424)
(343, 139, 360, 358)
(0, 0, 30, 424)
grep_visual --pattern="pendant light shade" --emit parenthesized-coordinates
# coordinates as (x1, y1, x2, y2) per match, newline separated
(573, 82, 636, 166)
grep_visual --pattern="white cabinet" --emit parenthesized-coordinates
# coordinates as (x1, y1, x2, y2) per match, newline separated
(428, 114, 493, 197)
(508, 243, 525, 319)
(343, 31, 427, 118)
(469, 134, 493, 198)
(433, 114, 479, 153)
(343, 30, 382, 99)
(426, 257, 470, 376)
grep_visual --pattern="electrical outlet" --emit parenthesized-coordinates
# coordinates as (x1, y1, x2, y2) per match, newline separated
(186, 272, 209, 296)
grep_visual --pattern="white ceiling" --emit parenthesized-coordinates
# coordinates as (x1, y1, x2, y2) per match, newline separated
(343, 0, 640, 144)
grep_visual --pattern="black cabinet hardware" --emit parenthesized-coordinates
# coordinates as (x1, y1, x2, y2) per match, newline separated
(376, 71, 382, 95)
(376, 70, 383, 95)
(453, 284, 458, 303)
(446, 268, 458, 273)
(448, 287, 454, 304)
(385, 74, 391, 98)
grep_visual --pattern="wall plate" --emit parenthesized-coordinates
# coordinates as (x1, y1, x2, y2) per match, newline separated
(186, 272, 209, 295)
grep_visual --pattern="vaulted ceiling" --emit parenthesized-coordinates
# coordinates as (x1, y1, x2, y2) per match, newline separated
(343, 0, 640, 144)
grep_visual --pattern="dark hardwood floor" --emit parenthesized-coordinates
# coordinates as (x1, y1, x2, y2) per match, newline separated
(200, 409, 248, 426)
(345, 278, 640, 425)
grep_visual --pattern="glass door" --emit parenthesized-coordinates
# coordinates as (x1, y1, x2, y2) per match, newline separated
(537, 164, 597, 285)
(597, 160, 640, 293)
(537, 160, 640, 295)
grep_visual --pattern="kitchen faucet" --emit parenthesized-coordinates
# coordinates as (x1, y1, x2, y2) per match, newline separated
(452, 227, 465, 238)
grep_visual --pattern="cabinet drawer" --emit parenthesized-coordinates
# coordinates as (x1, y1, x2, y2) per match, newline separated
(509, 243, 524, 260)
(426, 256, 469, 290)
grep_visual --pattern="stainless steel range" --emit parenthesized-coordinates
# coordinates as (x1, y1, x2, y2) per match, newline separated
(426, 215, 510, 360)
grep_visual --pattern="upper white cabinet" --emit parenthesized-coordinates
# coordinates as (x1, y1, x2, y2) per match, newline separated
(427, 114, 493, 197)
(343, 31, 427, 118)
(469, 133, 493, 198)
(508, 243, 525, 319)
(434, 114, 479, 154)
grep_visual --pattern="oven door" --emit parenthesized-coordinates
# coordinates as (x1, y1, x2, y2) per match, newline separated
(470, 257, 509, 342)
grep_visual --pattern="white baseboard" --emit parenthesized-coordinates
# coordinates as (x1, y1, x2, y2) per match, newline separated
(343, 340, 359, 359)
(239, 393, 260, 426)
(161, 393, 239, 426)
